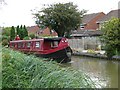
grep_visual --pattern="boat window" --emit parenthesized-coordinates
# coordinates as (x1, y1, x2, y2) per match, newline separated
(27, 42, 31, 48)
(18, 42, 23, 48)
(11, 43, 15, 48)
(35, 41, 40, 48)
(51, 41, 58, 48)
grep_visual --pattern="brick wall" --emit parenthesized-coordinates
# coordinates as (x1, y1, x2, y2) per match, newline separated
(84, 12, 105, 30)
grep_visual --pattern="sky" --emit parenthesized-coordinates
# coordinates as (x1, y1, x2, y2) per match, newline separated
(0, 0, 120, 27)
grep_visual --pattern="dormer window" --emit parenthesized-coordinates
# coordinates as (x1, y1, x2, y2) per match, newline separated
(80, 23, 86, 29)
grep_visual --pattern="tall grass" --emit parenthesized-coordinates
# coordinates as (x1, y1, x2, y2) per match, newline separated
(0, 46, 2, 89)
(2, 48, 95, 88)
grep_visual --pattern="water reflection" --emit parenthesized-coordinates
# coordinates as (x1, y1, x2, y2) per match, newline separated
(61, 56, 118, 88)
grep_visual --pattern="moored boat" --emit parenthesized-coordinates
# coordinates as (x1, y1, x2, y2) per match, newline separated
(9, 37, 72, 63)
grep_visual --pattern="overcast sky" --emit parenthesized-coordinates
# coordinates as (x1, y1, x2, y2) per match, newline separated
(0, 0, 120, 27)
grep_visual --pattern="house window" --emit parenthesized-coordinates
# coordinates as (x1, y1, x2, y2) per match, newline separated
(27, 42, 31, 48)
(80, 23, 86, 29)
(80, 25, 85, 29)
(35, 41, 40, 48)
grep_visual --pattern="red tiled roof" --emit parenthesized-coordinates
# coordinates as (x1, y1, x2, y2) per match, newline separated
(79, 12, 105, 31)
(27, 26, 58, 36)
(97, 9, 120, 23)
(27, 26, 40, 34)
(39, 27, 58, 36)
(82, 12, 105, 24)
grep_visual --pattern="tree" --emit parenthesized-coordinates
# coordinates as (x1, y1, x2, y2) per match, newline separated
(19, 25, 24, 39)
(0, 0, 5, 4)
(16, 25, 20, 35)
(34, 2, 86, 37)
(0, 0, 7, 10)
(100, 18, 120, 58)
(10, 26, 15, 40)
(23, 25, 28, 37)
(2, 27, 11, 46)
(2, 27, 11, 36)
(16, 25, 28, 39)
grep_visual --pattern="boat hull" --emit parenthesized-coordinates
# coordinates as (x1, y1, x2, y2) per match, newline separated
(36, 47, 72, 63)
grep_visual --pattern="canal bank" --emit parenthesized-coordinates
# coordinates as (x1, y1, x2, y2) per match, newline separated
(68, 39, 120, 60)
(72, 50, 120, 60)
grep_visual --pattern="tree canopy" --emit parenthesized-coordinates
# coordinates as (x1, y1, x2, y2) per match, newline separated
(16, 25, 28, 39)
(2, 27, 11, 36)
(0, 0, 6, 9)
(100, 18, 120, 58)
(10, 26, 15, 41)
(0, 0, 5, 4)
(34, 2, 86, 37)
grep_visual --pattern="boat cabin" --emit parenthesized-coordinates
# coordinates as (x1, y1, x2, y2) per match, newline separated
(10, 37, 68, 50)
(9, 37, 72, 63)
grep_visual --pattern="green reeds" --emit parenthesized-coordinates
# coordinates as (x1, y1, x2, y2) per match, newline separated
(2, 48, 95, 88)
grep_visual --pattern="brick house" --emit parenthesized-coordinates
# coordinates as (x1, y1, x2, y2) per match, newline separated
(70, 10, 120, 50)
(27, 26, 40, 35)
(71, 12, 105, 38)
(38, 27, 58, 37)
(97, 9, 120, 29)
(70, 12, 105, 50)
(27, 26, 58, 37)
(80, 12, 105, 31)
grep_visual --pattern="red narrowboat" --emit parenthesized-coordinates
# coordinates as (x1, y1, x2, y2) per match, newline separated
(9, 37, 72, 63)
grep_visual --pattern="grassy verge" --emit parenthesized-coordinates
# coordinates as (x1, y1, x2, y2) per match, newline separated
(2, 47, 95, 88)
(0, 45, 2, 89)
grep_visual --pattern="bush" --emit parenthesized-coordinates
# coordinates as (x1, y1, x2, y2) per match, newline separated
(2, 35, 10, 46)
(87, 49, 96, 54)
(2, 35, 10, 41)
(105, 45, 116, 59)
(2, 39, 9, 46)
(2, 48, 95, 88)
(2, 27, 11, 36)
(100, 18, 120, 57)
(23, 36, 30, 40)
(29, 33, 35, 39)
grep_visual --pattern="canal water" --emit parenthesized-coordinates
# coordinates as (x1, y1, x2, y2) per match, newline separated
(61, 56, 119, 88)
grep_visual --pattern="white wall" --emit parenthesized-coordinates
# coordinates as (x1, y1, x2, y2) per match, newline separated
(68, 36, 101, 51)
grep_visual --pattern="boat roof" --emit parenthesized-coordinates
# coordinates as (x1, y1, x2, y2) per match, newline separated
(44, 37, 62, 41)
(10, 37, 63, 43)
(10, 39, 43, 43)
